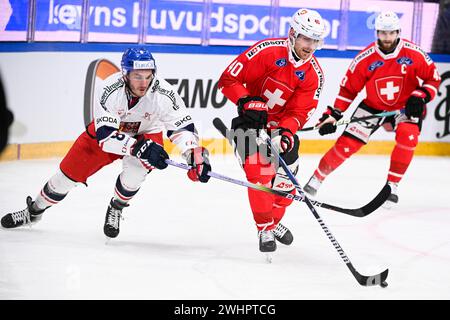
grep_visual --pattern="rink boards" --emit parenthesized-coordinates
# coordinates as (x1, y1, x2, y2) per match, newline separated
(0, 45, 449, 160)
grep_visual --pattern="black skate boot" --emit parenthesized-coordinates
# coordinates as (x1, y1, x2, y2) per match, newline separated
(382, 182, 399, 209)
(258, 229, 277, 253)
(304, 174, 322, 197)
(272, 223, 293, 245)
(1, 196, 45, 228)
(103, 198, 128, 238)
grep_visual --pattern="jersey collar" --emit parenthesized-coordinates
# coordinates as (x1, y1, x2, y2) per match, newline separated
(286, 40, 312, 68)
(375, 38, 404, 60)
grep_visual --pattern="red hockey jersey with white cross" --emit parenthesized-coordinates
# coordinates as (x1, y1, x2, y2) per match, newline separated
(334, 39, 441, 112)
(218, 38, 324, 134)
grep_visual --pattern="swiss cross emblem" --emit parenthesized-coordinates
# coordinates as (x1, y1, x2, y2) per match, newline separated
(260, 77, 293, 113)
(375, 76, 403, 106)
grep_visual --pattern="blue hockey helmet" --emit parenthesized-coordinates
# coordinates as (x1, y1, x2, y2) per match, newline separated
(121, 47, 156, 75)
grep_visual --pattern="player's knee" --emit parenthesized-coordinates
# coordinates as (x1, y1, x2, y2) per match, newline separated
(274, 189, 295, 207)
(335, 135, 364, 157)
(48, 169, 77, 194)
(396, 123, 419, 148)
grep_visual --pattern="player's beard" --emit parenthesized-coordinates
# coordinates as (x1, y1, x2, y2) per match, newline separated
(378, 38, 399, 53)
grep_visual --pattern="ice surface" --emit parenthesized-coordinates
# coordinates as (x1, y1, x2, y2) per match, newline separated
(0, 154, 449, 299)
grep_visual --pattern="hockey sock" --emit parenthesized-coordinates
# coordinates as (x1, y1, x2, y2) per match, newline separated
(388, 123, 419, 183)
(113, 175, 140, 204)
(272, 189, 296, 225)
(314, 135, 364, 180)
(34, 169, 76, 211)
(244, 153, 277, 231)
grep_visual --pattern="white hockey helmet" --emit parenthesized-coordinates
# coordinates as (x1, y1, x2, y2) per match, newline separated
(375, 11, 401, 32)
(290, 8, 326, 42)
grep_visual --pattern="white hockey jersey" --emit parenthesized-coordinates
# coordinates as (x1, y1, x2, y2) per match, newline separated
(93, 72, 199, 156)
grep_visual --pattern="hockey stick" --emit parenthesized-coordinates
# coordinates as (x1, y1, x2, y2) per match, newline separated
(165, 159, 385, 218)
(212, 119, 390, 217)
(212, 118, 389, 287)
(299, 110, 397, 132)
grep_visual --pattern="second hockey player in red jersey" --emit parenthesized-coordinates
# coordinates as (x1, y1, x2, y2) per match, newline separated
(304, 11, 441, 208)
(218, 8, 326, 253)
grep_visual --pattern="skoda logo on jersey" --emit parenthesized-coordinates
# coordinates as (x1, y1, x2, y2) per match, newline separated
(396, 57, 413, 65)
(295, 70, 305, 81)
(368, 61, 384, 72)
(275, 58, 287, 67)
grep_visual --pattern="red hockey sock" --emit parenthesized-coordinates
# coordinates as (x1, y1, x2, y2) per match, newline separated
(244, 153, 277, 230)
(314, 135, 364, 180)
(272, 189, 296, 225)
(388, 123, 419, 183)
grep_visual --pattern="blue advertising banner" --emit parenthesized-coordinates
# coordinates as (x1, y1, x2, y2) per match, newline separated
(0, 0, 435, 50)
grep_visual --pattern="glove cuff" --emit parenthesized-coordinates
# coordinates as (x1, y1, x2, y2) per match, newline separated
(237, 96, 266, 114)
(412, 87, 431, 103)
(328, 106, 343, 121)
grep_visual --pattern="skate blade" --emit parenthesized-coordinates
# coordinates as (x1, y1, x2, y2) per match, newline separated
(105, 236, 113, 245)
(264, 253, 273, 263)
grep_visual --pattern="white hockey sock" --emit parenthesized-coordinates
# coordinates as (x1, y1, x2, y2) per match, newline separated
(33, 169, 77, 211)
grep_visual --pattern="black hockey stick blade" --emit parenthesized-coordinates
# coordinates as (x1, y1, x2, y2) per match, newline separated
(315, 184, 391, 217)
(213, 117, 228, 138)
(349, 264, 389, 287)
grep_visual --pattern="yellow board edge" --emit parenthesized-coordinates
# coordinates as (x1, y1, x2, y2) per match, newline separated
(1, 139, 450, 162)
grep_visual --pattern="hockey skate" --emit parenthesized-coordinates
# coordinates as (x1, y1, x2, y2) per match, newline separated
(304, 174, 322, 197)
(258, 229, 276, 263)
(103, 198, 128, 239)
(272, 223, 293, 245)
(258, 229, 277, 252)
(1, 196, 44, 228)
(382, 182, 399, 209)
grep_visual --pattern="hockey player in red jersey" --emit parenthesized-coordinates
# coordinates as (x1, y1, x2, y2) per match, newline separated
(303, 11, 441, 208)
(1, 47, 212, 237)
(218, 8, 326, 253)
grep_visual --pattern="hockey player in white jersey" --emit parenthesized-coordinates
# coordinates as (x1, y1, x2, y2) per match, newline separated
(1, 47, 212, 238)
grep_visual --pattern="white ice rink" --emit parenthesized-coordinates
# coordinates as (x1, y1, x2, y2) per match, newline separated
(0, 154, 449, 300)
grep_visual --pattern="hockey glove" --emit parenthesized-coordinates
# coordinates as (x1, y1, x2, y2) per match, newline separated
(405, 89, 430, 119)
(185, 147, 211, 183)
(271, 128, 295, 154)
(318, 106, 343, 136)
(132, 138, 169, 170)
(237, 96, 268, 129)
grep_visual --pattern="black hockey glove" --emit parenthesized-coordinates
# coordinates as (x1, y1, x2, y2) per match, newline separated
(132, 138, 169, 170)
(237, 96, 268, 129)
(271, 128, 295, 154)
(405, 89, 430, 119)
(318, 106, 343, 136)
(185, 147, 211, 183)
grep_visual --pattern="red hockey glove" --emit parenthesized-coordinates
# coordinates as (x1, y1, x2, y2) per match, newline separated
(237, 96, 268, 129)
(317, 106, 343, 136)
(405, 88, 430, 119)
(186, 147, 211, 183)
(271, 128, 295, 154)
(131, 138, 169, 170)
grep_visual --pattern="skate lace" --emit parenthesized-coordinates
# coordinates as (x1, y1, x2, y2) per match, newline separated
(259, 230, 275, 243)
(11, 208, 31, 225)
(107, 207, 123, 229)
(273, 223, 287, 238)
